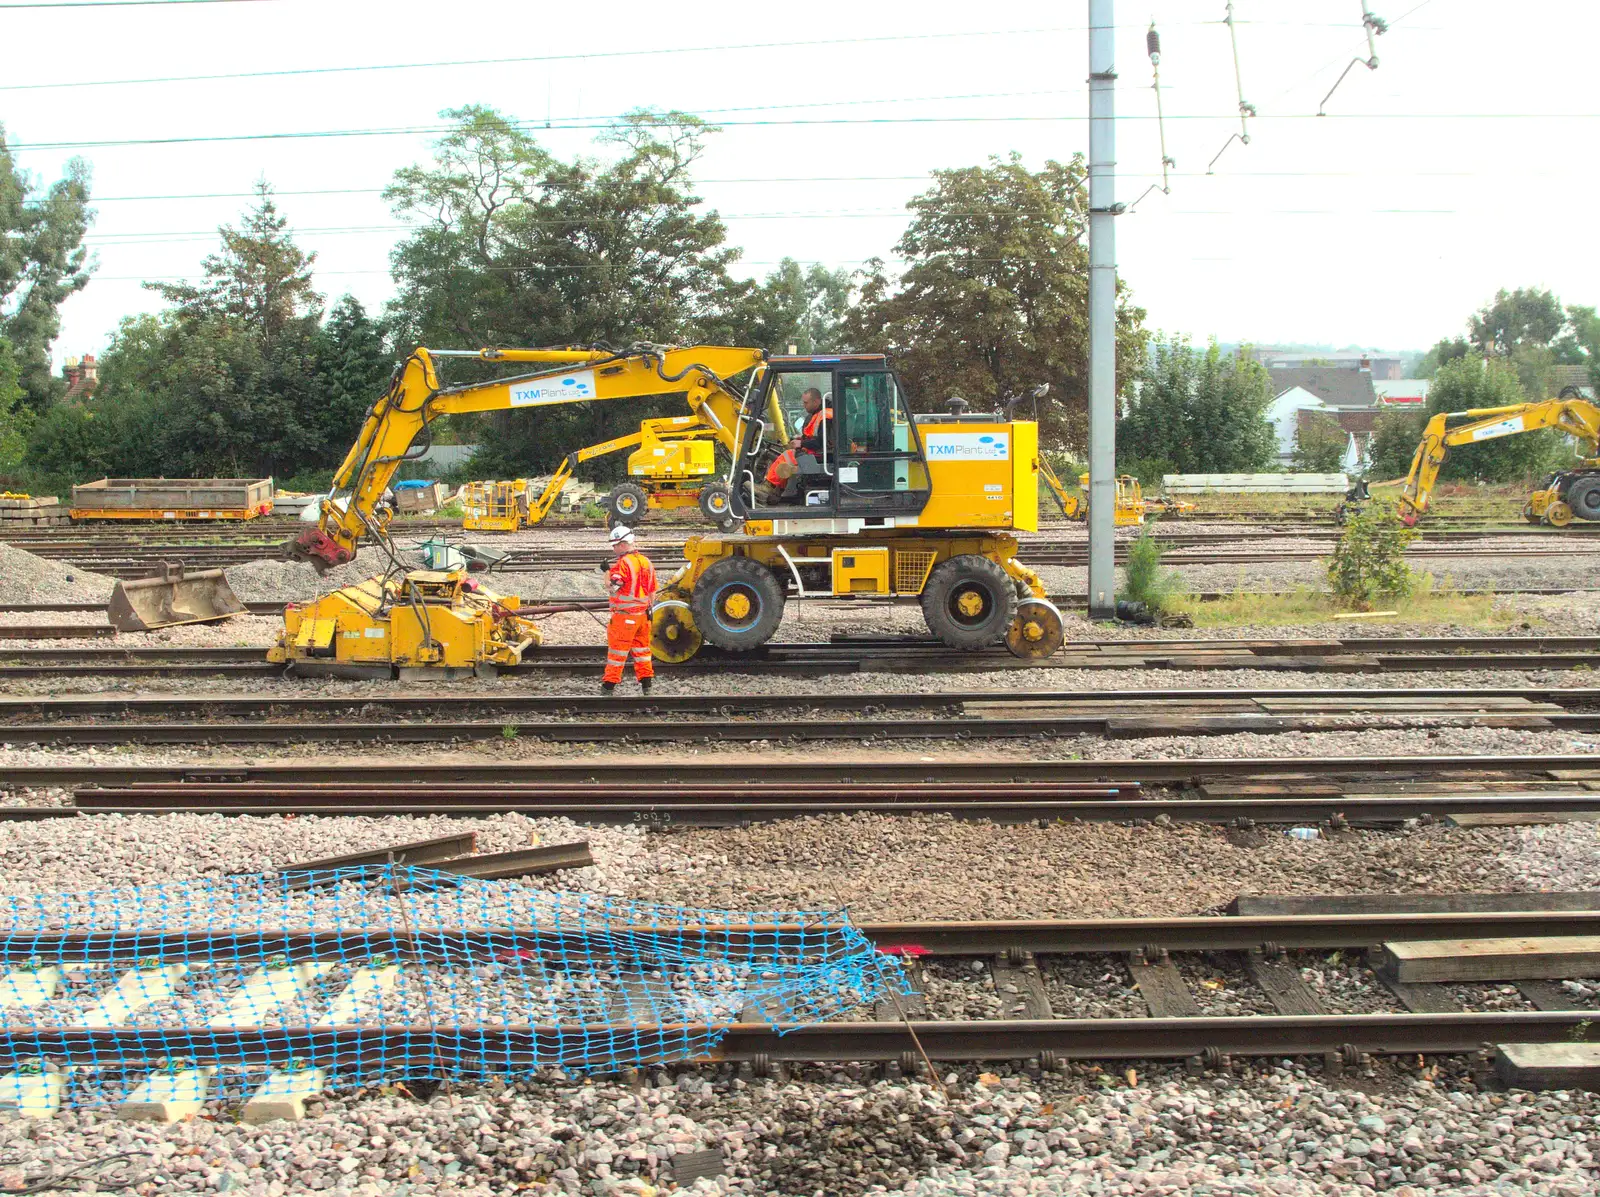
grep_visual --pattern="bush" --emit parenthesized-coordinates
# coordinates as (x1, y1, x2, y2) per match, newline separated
(1327, 506, 1418, 609)
(1119, 528, 1185, 613)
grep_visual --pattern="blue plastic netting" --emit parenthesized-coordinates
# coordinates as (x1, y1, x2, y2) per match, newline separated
(0, 867, 908, 1110)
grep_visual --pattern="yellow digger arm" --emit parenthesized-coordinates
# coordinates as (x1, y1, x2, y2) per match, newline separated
(1396, 399, 1600, 524)
(293, 344, 767, 566)
(523, 416, 716, 525)
(1036, 456, 1084, 519)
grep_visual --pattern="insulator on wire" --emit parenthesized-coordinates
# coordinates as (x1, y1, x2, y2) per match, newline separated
(1147, 26, 1161, 62)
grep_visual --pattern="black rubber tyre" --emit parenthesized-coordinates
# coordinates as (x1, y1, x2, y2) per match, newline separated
(920, 554, 1017, 649)
(698, 483, 733, 522)
(1565, 475, 1600, 522)
(690, 556, 786, 651)
(607, 482, 648, 523)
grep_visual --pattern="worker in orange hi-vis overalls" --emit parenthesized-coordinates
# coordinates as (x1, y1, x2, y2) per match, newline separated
(602, 525, 657, 695)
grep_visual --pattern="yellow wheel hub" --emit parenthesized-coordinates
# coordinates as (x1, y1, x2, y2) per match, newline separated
(1019, 620, 1044, 643)
(956, 590, 985, 617)
(1547, 500, 1574, 528)
(723, 591, 753, 620)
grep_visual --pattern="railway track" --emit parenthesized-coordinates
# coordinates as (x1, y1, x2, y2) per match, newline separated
(4, 905, 1597, 1115)
(2, 633, 1596, 678)
(2, 685, 1597, 749)
(7, 525, 1599, 579)
(6, 752, 1597, 824)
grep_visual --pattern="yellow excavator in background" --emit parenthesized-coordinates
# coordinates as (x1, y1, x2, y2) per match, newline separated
(1397, 390, 1600, 527)
(274, 342, 1068, 676)
(1037, 459, 1148, 527)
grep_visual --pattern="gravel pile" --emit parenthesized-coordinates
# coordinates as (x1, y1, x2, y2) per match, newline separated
(224, 557, 409, 603)
(2, 1065, 1598, 1195)
(633, 815, 1525, 921)
(0, 543, 116, 604)
(1505, 821, 1600, 891)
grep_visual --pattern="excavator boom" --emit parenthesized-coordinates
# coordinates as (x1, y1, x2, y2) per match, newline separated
(1396, 398, 1600, 524)
(293, 344, 767, 567)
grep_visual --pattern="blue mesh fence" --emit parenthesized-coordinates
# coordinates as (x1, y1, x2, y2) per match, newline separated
(0, 866, 908, 1112)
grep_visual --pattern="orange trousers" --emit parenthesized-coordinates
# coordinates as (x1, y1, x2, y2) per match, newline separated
(604, 611, 654, 683)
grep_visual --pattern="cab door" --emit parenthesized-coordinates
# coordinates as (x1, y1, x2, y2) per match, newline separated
(834, 370, 932, 517)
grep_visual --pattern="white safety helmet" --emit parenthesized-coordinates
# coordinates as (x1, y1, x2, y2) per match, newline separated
(608, 525, 636, 545)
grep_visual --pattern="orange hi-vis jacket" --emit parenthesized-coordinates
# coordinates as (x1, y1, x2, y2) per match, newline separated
(765, 448, 798, 487)
(608, 550, 657, 615)
(799, 408, 827, 455)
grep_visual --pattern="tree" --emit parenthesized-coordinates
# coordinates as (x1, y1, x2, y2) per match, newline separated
(1117, 336, 1276, 478)
(1292, 412, 1348, 473)
(0, 125, 94, 410)
(1425, 354, 1569, 482)
(1469, 288, 1565, 358)
(1369, 406, 1427, 480)
(28, 188, 394, 487)
(385, 107, 747, 477)
(839, 153, 1145, 451)
(729, 258, 852, 353)
(0, 337, 27, 477)
(150, 180, 320, 345)
(1415, 337, 1469, 379)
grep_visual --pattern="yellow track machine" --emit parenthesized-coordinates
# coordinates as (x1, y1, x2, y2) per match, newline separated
(274, 344, 772, 677)
(275, 343, 1070, 676)
(1397, 391, 1600, 527)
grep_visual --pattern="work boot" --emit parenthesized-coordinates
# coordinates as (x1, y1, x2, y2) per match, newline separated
(601, 681, 616, 696)
(639, 678, 653, 696)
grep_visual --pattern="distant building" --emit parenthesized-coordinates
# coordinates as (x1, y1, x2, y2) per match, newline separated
(1374, 379, 1429, 405)
(1267, 367, 1380, 469)
(1255, 350, 1402, 381)
(61, 354, 99, 400)
(1548, 364, 1596, 399)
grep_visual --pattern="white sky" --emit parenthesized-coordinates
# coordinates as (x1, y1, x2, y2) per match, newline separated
(5, 0, 1594, 365)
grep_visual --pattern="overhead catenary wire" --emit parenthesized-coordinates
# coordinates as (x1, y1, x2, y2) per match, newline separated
(1128, 22, 1175, 213)
(1318, 2, 1388, 115)
(1208, 1, 1257, 173)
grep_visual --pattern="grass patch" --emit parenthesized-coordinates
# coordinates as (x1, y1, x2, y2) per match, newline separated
(1166, 583, 1540, 631)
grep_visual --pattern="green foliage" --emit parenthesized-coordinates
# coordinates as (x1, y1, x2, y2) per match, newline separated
(838, 153, 1146, 452)
(1469, 287, 1566, 358)
(1292, 413, 1347, 473)
(18, 186, 394, 489)
(1118, 529, 1184, 613)
(0, 126, 94, 410)
(1427, 355, 1569, 482)
(0, 337, 28, 478)
(1415, 337, 1469, 380)
(732, 258, 852, 354)
(1328, 506, 1418, 610)
(1118, 336, 1277, 474)
(1368, 407, 1427, 480)
(385, 107, 746, 479)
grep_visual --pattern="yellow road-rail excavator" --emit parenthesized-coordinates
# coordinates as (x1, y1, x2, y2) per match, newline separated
(272, 343, 1066, 676)
(1397, 390, 1600, 528)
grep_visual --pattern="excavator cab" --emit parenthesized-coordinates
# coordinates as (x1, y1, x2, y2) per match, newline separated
(731, 356, 934, 523)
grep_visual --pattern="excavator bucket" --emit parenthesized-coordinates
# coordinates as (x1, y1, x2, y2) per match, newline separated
(108, 564, 246, 631)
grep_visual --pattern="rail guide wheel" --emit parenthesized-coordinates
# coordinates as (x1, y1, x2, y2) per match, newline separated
(1545, 500, 1574, 528)
(650, 600, 703, 663)
(1005, 597, 1066, 660)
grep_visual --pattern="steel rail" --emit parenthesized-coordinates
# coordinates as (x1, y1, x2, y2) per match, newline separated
(9, 752, 1596, 788)
(7, 683, 1597, 720)
(14, 709, 1599, 748)
(0, 1012, 1589, 1067)
(0, 1012, 1590, 1067)
(59, 792, 1600, 826)
(5, 910, 1595, 961)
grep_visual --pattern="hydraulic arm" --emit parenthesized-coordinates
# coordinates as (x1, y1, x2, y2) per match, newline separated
(291, 344, 767, 567)
(1397, 398, 1600, 525)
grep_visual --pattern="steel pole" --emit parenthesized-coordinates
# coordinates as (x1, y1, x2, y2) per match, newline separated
(1086, 0, 1119, 619)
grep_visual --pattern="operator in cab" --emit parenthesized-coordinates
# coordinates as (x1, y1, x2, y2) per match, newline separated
(763, 388, 831, 504)
(603, 525, 657, 695)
